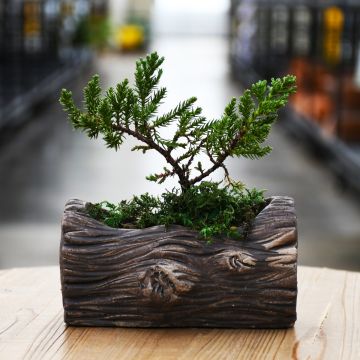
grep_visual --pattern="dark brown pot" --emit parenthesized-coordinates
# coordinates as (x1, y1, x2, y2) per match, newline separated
(60, 196, 297, 328)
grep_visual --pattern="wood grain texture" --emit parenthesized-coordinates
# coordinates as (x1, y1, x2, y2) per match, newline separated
(0, 266, 359, 359)
(60, 196, 297, 328)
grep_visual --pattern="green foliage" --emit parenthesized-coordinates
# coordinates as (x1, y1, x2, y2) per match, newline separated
(86, 182, 267, 242)
(73, 16, 111, 49)
(87, 193, 160, 229)
(61, 52, 296, 240)
(60, 52, 296, 191)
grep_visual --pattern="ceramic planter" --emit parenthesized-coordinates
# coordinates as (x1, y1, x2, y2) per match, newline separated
(60, 196, 297, 328)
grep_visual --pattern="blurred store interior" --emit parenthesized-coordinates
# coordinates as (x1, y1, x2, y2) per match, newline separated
(0, 0, 360, 270)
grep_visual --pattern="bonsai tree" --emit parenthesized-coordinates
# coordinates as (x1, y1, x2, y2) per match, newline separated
(60, 52, 296, 240)
(59, 53, 298, 329)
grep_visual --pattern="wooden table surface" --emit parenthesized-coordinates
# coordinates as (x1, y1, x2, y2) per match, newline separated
(0, 266, 359, 360)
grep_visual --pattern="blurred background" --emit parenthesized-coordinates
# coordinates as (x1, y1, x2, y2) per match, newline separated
(0, 0, 359, 271)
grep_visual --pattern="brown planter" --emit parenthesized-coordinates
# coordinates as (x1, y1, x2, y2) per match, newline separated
(60, 196, 297, 328)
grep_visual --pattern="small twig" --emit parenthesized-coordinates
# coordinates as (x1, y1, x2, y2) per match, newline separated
(189, 130, 244, 186)
(112, 123, 191, 189)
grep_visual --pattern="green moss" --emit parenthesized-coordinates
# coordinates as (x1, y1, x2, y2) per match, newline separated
(86, 182, 266, 242)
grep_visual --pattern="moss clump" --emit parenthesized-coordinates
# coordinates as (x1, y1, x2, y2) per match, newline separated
(86, 181, 266, 242)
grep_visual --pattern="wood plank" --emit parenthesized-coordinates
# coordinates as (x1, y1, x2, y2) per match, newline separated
(0, 266, 359, 359)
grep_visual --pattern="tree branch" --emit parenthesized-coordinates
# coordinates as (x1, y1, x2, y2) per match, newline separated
(188, 130, 244, 186)
(112, 123, 191, 189)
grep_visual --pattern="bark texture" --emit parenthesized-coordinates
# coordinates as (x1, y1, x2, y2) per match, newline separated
(60, 196, 297, 328)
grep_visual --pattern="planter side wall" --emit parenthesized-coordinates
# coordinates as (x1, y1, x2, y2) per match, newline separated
(60, 196, 297, 328)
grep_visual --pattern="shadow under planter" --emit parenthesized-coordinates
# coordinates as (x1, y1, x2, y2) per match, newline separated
(60, 196, 297, 328)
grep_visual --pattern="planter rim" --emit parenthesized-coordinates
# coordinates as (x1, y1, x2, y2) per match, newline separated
(61, 195, 295, 237)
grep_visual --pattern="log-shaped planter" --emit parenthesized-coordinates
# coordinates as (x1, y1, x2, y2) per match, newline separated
(60, 196, 297, 328)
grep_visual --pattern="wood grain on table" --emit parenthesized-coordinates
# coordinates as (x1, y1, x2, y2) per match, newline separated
(0, 266, 359, 360)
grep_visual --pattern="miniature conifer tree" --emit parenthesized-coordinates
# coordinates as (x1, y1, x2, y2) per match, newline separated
(60, 52, 296, 191)
(59, 52, 296, 240)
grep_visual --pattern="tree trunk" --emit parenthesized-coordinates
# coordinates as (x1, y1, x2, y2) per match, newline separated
(60, 196, 297, 328)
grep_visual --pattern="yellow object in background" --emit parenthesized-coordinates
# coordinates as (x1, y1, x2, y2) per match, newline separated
(23, 1, 41, 36)
(116, 25, 144, 50)
(323, 6, 344, 65)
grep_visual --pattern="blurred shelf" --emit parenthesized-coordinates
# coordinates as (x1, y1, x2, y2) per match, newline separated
(282, 110, 360, 197)
(0, 49, 92, 131)
(0, 0, 108, 131)
(230, 0, 360, 197)
(231, 59, 360, 197)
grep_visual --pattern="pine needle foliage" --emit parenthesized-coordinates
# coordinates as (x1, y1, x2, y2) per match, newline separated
(60, 52, 296, 191)
(60, 52, 296, 241)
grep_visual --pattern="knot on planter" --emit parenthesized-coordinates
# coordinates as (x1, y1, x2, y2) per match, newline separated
(228, 252, 256, 271)
(138, 262, 195, 304)
(209, 250, 257, 273)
